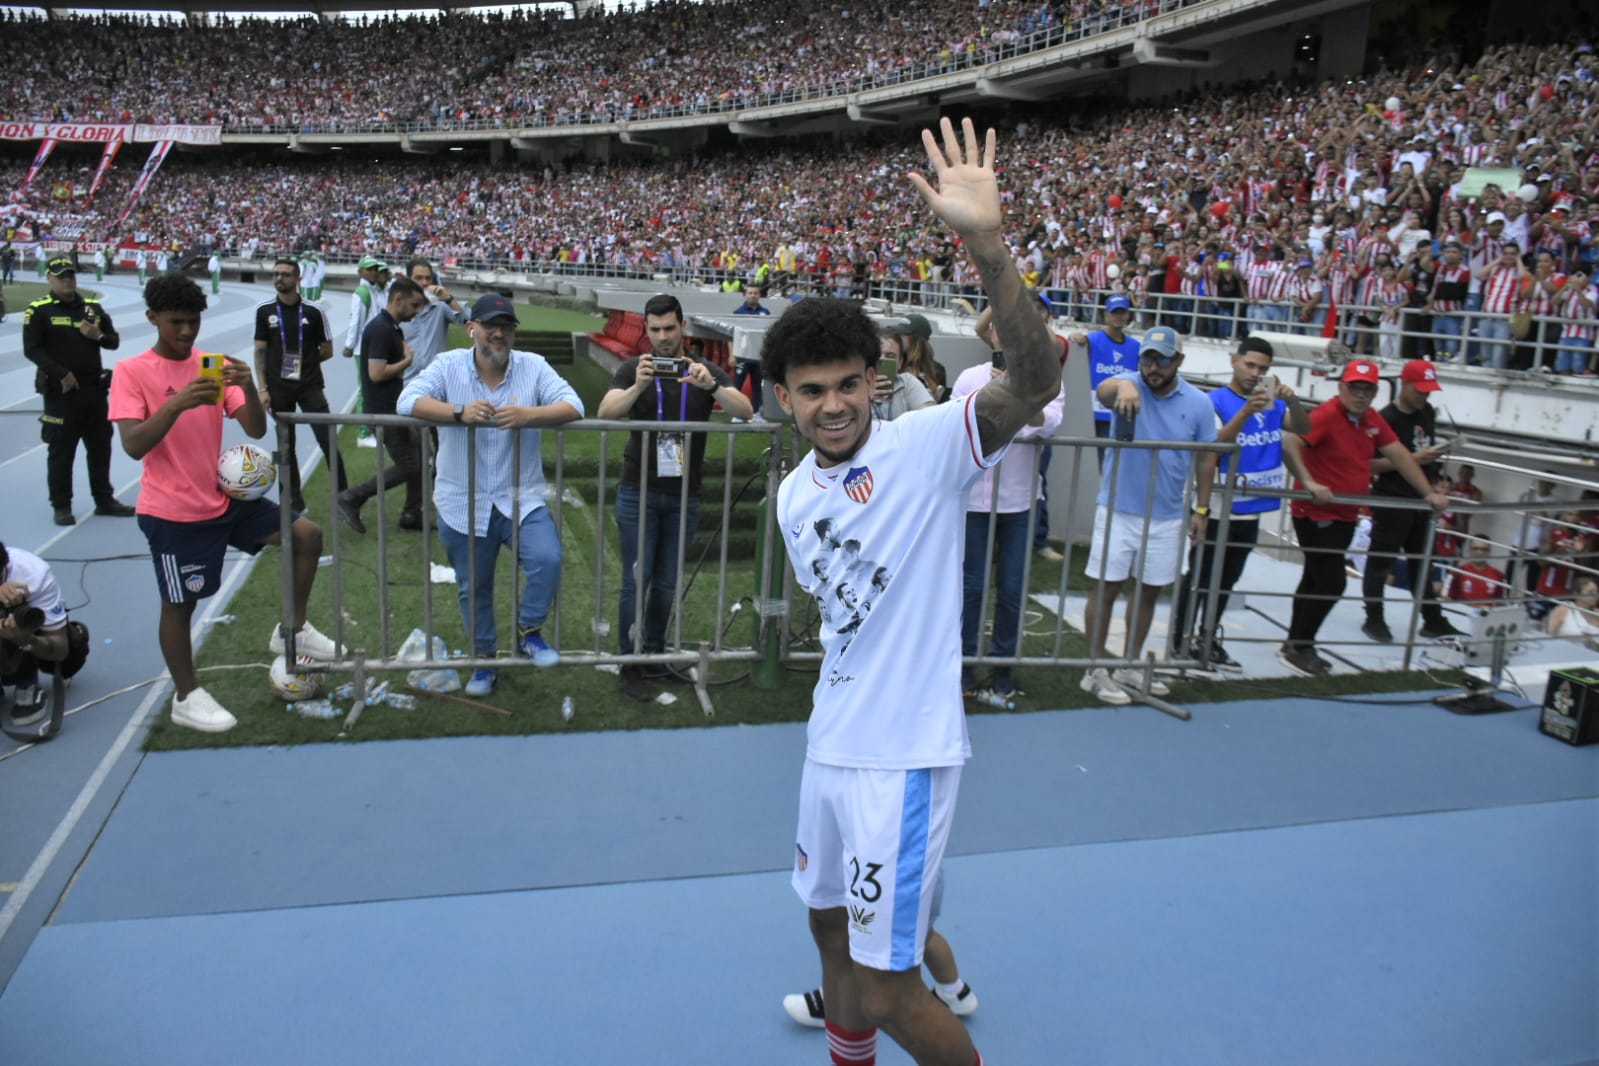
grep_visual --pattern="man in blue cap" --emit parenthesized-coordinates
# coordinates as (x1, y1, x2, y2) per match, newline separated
(1080, 324, 1217, 704)
(396, 294, 584, 697)
(1067, 293, 1140, 454)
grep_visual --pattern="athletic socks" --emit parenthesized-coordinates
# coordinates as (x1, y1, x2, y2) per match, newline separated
(825, 1020, 876, 1065)
(936, 978, 966, 1000)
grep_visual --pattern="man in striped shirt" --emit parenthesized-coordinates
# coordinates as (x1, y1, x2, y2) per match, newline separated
(1426, 241, 1471, 361)
(1474, 241, 1530, 370)
(1555, 267, 1597, 374)
(396, 294, 584, 697)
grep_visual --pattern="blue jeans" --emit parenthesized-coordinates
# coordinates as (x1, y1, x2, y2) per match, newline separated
(962, 510, 1030, 692)
(1432, 314, 1463, 358)
(1032, 445, 1053, 553)
(616, 484, 701, 655)
(437, 506, 562, 656)
(1556, 338, 1594, 373)
(1478, 317, 1513, 369)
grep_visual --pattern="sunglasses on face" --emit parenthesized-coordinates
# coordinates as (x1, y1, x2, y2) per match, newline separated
(1345, 382, 1378, 394)
(1139, 353, 1179, 367)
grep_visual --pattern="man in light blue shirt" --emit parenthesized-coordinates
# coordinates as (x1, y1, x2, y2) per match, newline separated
(400, 258, 467, 384)
(396, 294, 583, 697)
(1081, 324, 1217, 705)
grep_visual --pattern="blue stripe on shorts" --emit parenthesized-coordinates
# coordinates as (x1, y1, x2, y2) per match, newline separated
(890, 768, 932, 970)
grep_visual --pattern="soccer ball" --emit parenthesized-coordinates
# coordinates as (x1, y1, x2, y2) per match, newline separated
(218, 443, 276, 501)
(1106, 264, 1122, 280)
(269, 654, 324, 701)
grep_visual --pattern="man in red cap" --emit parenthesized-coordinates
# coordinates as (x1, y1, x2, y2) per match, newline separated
(1359, 359, 1465, 643)
(1278, 360, 1448, 676)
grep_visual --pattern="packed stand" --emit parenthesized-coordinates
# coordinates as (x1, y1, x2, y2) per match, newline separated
(0, 1, 1167, 133)
(7, 39, 1599, 367)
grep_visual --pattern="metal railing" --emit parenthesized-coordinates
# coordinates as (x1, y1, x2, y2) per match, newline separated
(268, 409, 1597, 728)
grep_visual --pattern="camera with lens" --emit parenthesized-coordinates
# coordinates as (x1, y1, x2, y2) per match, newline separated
(2, 603, 44, 633)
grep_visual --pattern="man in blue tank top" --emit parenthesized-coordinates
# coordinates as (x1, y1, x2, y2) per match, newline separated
(1171, 336, 1310, 669)
(1068, 293, 1140, 453)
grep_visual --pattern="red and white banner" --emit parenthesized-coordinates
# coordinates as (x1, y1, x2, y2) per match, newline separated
(19, 138, 56, 193)
(85, 139, 123, 205)
(0, 122, 220, 146)
(115, 140, 175, 228)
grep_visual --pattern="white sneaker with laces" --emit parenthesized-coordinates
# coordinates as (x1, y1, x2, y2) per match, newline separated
(933, 981, 979, 1017)
(1111, 668, 1171, 697)
(1080, 668, 1130, 705)
(269, 621, 344, 662)
(171, 687, 238, 733)
(782, 989, 826, 1029)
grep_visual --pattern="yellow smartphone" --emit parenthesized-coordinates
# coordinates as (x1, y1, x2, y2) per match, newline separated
(199, 354, 226, 404)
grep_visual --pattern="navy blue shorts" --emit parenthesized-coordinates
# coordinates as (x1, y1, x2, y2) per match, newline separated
(138, 498, 284, 603)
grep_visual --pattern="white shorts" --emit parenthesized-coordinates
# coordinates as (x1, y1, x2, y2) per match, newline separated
(1083, 504, 1183, 586)
(792, 759, 961, 972)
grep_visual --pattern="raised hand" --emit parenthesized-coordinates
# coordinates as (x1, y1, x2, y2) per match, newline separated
(908, 117, 1002, 240)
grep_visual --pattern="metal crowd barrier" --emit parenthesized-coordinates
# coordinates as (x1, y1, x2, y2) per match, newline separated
(269, 410, 1597, 728)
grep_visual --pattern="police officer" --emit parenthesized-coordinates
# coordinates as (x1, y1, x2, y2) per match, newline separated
(23, 256, 135, 525)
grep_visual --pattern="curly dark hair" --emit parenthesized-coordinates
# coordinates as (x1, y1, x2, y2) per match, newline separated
(759, 297, 876, 386)
(143, 273, 208, 314)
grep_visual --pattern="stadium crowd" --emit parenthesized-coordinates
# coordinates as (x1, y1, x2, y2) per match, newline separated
(5, 30, 1599, 367)
(1, 0, 1165, 132)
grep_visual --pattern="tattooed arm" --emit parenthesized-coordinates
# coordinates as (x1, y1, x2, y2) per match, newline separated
(909, 118, 1060, 456)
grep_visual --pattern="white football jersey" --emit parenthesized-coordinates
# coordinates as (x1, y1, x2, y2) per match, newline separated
(777, 395, 1005, 770)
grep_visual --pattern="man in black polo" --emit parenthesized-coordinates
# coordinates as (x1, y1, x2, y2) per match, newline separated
(22, 256, 135, 525)
(338, 277, 427, 533)
(595, 293, 753, 701)
(253, 257, 344, 512)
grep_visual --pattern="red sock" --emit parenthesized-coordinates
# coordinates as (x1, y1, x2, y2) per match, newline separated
(825, 1020, 876, 1066)
(974, 1053, 985, 1066)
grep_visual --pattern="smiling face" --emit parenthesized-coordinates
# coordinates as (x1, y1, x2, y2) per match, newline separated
(775, 358, 873, 469)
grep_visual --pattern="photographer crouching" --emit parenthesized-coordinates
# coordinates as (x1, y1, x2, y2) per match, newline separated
(0, 540, 82, 740)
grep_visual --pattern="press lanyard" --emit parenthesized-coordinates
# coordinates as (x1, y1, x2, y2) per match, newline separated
(278, 301, 305, 381)
(654, 376, 689, 422)
(277, 301, 304, 354)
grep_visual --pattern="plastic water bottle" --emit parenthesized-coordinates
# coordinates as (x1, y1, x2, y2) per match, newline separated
(971, 689, 1016, 711)
(289, 698, 338, 719)
(386, 691, 417, 710)
(561, 696, 574, 722)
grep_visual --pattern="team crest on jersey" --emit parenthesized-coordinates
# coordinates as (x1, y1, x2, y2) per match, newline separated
(843, 465, 874, 504)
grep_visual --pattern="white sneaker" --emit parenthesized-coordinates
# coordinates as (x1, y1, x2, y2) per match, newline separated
(1080, 668, 1131, 705)
(1112, 668, 1171, 697)
(171, 687, 237, 733)
(782, 988, 826, 1029)
(269, 621, 344, 662)
(933, 981, 979, 1017)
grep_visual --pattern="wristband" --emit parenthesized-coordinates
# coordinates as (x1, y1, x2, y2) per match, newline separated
(1193, 505, 1209, 516)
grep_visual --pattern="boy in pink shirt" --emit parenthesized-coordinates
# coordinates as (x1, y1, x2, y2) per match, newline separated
(108, 274, 341, 733)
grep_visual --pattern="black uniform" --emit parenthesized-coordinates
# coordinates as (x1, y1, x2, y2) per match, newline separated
(254, 296, 345, 507)
(1362, 401, 1447, 629)
(343, 309, 421, 523)
(22, 290, 120, 514)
